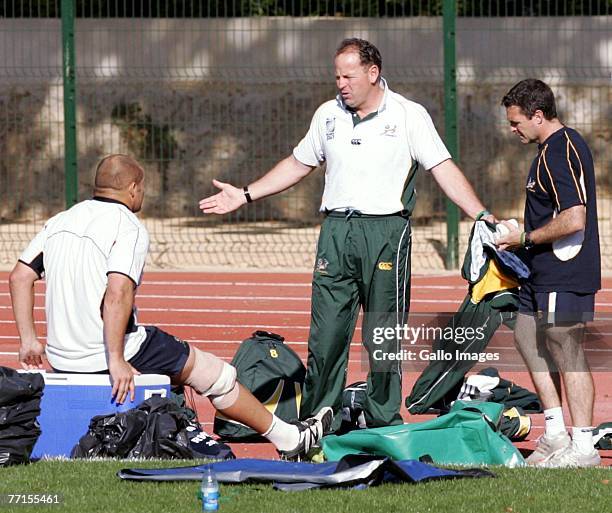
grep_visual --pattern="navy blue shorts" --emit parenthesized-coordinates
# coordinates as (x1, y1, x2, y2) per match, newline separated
(127, 326, 191, 377)
(518, 282, 595, 325)
(52, 326, 190, 376)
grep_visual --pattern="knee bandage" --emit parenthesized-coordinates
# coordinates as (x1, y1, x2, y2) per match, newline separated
(184, 348, 239, 409)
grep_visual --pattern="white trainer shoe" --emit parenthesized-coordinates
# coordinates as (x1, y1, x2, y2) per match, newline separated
(526, 431, 571, 465)
(278, 407, 333, 462)
(539, 443, 601, 468)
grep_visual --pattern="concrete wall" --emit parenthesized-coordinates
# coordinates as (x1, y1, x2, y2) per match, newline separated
(1, 17, 609, 81)
(0, 18, 609, 256)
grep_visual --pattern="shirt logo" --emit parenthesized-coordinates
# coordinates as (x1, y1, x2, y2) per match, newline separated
(325, 117, 336, 141)
(378, 262, 393, 271)
(351, 138, 362, 145)
(381, 124, 398, 137)
(526, 177, 536, 192)
(315, 257, 329, 274)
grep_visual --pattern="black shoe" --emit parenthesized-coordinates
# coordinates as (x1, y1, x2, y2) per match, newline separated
(186, 422, 235, 460)
(278, 407, 333, 461)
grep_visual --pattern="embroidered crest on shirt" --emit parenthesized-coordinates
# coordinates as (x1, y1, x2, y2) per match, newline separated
(381, 124, 398, 137)
(526, 177, 536, 192)
(315, 257, 329, 274)
(325, 117, 336, 141)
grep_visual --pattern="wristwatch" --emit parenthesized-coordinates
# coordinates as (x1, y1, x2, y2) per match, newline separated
(523, 231, 535, 250)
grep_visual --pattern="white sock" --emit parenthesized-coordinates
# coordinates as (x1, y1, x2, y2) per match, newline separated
(544, 407, 567, 437)
(572, 426, 594, 454)
(262, 415, 300, 451)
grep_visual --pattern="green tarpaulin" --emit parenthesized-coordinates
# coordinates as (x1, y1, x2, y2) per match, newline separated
(321, 401, 525, 468)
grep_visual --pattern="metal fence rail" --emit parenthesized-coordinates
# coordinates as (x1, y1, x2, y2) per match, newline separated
(0, 1, 609, 272)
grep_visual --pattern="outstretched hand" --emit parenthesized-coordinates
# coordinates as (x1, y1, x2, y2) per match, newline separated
(199, 179, 247, 214)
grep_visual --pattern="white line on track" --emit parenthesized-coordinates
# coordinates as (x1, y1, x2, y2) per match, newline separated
(0, 320, 316, 329)
(2, 318, 612, 336)
(0, 306, 295, 314)
(0, 305, 312, 315)
(4, 278, 610, 292)
(0, 292, 465, 303)
(141, 281, 468, 290)
(0, 352, 608, 371)
(0, 279, 470, 290)
(0, 337, 609, 355)
(2, 292, 611, 308)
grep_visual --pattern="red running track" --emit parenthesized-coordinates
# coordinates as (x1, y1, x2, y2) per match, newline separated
(0, 272, 610, 463)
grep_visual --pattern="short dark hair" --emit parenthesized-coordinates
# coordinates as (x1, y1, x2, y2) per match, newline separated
(335, 38, 382, 74)
(501, 79, 558, 120)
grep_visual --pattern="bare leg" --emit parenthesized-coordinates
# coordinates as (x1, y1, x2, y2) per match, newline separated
(175, 348, 272, 433)
(174, 345, 332, 458)
(514, 313, 562, 409)
(545, 323, 594, 427)
(216, 383, 273, 433)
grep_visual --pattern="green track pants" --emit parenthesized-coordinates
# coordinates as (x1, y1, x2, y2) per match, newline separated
(300, 213, 412, 430)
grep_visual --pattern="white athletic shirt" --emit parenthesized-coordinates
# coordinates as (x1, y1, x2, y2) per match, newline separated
(293, 78, 451, 214)
(19, 198, 149, 372)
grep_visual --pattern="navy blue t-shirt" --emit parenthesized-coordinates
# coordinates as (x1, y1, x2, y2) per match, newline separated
(523, 126, 600, 293)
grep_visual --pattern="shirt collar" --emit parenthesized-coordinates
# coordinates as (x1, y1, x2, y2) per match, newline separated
(336, 76, 389, 115)
(92, 196, 131, 211)
(538, 125, 566, 150)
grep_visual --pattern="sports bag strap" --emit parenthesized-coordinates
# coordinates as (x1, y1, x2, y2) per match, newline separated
(253, 330, 285, 342)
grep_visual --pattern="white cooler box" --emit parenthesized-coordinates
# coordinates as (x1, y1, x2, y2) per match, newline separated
(31, 373, 170, 459)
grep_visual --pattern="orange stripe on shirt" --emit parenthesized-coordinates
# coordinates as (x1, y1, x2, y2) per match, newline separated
(541, 146, 560, 210)
(565, 132, 587, 203)
(536, 152, 546, 194)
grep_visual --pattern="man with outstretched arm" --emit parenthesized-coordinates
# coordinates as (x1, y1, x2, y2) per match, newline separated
(199, 38, 494, 432)
(497, 79, 601, 467)
(10, 154, 331, 461)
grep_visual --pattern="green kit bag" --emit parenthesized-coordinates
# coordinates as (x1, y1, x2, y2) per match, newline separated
(321, 401, 525, 467)
(213, 331, 305, 441)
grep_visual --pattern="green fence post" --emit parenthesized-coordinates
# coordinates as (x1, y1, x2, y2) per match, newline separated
(443, 0, 459, 269)
(61, 0, 78, 208)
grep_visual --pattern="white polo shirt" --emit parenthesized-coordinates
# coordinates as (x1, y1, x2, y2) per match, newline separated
(19, 197, 149, 372)
(293, 78, 451, 214)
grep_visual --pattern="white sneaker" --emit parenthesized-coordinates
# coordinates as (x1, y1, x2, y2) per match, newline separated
(526, 432, 571, 465)
(278, 407, 333, 462)
(539, 443, 601, 468)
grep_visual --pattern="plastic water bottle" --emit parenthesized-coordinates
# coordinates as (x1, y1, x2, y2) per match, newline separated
(201, 465, 220, 511)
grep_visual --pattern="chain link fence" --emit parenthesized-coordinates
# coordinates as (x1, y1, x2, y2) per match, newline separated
(0, 1, 609, 271)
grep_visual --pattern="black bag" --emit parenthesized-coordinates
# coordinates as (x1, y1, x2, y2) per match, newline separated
(214, 331, 305, 441)
(593, 422, 612, 450)
(338, 381, 368, 434)
(71, 395, 234, 460)
(479, 367, 542, 413)
(0, 367, 44, 466)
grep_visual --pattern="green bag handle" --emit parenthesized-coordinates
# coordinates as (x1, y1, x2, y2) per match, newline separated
(253, 330, 285, 342)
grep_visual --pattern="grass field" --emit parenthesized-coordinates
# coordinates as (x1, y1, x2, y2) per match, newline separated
(1, 272, 610, 512)
(0, 460, 611, 513)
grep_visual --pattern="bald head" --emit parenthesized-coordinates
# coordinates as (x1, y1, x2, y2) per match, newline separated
(94, 154, 144, 191)
(93, 154, 145, 212)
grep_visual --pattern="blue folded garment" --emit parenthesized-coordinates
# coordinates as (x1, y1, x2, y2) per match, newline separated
(118, 454, 493, 491)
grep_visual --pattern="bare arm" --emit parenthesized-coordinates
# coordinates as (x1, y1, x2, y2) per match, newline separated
(103, 272, 141, 404)
(496, 205, 586, 251)
(9, 262, 45, 369)
(199, 155, 315, 214)
(430, 159, 492, 221)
